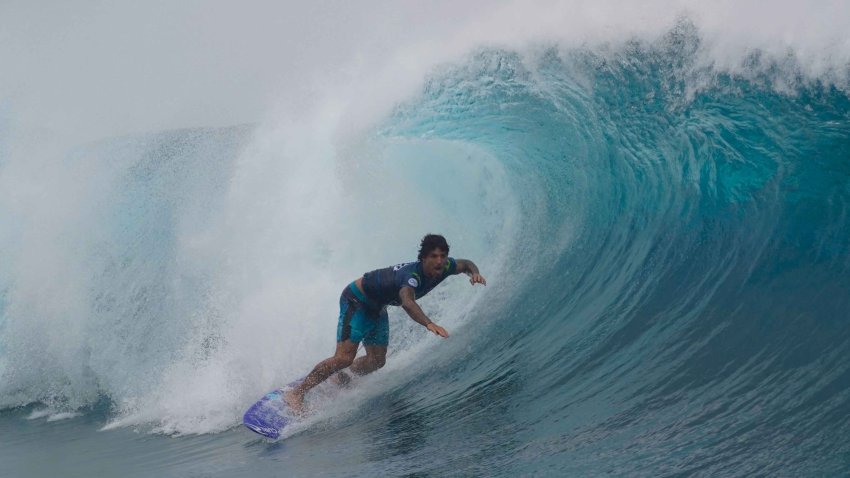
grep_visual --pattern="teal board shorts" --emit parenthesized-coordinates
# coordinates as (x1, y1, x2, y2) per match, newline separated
(337, 282, 389, 346)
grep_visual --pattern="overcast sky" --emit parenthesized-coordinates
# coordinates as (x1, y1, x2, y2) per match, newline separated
(0, 1, 507, 141)
(2, 1, 847, 143)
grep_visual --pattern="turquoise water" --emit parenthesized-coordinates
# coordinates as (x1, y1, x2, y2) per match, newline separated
(2, 18, 850, 478)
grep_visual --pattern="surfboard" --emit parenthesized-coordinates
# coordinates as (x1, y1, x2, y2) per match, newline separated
(243, 377, 305, 439)
(243, 371, 354, 439)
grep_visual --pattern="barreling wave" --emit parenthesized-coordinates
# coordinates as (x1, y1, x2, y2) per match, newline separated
(370, 23, 850, 476)
(1, 20, 849, 476)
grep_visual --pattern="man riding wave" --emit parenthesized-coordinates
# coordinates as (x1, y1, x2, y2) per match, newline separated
(284, 234, 486, 414)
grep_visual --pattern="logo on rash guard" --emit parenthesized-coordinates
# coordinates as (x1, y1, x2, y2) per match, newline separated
(408, 278, 419, 287)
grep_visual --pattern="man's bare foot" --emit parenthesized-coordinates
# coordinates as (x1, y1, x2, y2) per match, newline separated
(329, 371, 352, 388)
(283, 389, 306, 417)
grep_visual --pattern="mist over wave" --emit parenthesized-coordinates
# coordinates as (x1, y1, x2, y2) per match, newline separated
(2, 4, 850, 476)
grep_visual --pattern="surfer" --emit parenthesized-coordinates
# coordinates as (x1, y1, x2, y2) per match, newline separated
(284, 234, 486, 414)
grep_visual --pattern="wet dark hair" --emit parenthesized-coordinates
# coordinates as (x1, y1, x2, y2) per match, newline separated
(418, 234, 450, 260)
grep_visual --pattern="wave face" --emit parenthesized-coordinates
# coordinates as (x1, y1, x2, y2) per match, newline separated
(366, 26, 850, 476)
(2, 21, 850, 477)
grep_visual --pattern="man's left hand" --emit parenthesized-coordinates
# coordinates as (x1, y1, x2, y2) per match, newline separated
(426, 323, 449, 338)
(469, 273, 487, 286)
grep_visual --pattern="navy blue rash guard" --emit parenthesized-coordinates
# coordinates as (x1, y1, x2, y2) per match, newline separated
(361, 258, 459, 307)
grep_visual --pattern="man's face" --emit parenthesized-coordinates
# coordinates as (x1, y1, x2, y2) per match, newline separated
(421, 248, 448, 278)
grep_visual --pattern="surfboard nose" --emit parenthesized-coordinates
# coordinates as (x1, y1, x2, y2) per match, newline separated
(243, 421, 280, 439)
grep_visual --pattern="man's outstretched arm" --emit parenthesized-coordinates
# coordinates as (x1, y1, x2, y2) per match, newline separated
(456, 259, 487, 286)
(399, 286, 449, 338)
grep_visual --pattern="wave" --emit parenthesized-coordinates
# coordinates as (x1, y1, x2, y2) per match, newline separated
(377, 24, 850, 475)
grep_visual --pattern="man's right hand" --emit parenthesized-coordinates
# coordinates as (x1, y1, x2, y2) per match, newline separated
(426, 323, 449, 338)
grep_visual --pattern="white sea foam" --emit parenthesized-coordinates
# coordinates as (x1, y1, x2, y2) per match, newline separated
(46, 412, 81, 422)
(25, 408, 81, 421)
(25, 408, 52, 420)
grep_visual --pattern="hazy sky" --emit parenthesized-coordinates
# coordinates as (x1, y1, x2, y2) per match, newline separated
(2, 1, 847, 143)
(0, 1, 506, 141)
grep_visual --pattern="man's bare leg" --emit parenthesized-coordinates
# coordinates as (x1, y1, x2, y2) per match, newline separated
(349, 345, 387, 376)
(331, 344, 386, 387)
(284, 340, 358, 415)
(329, 370, 352, 387)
